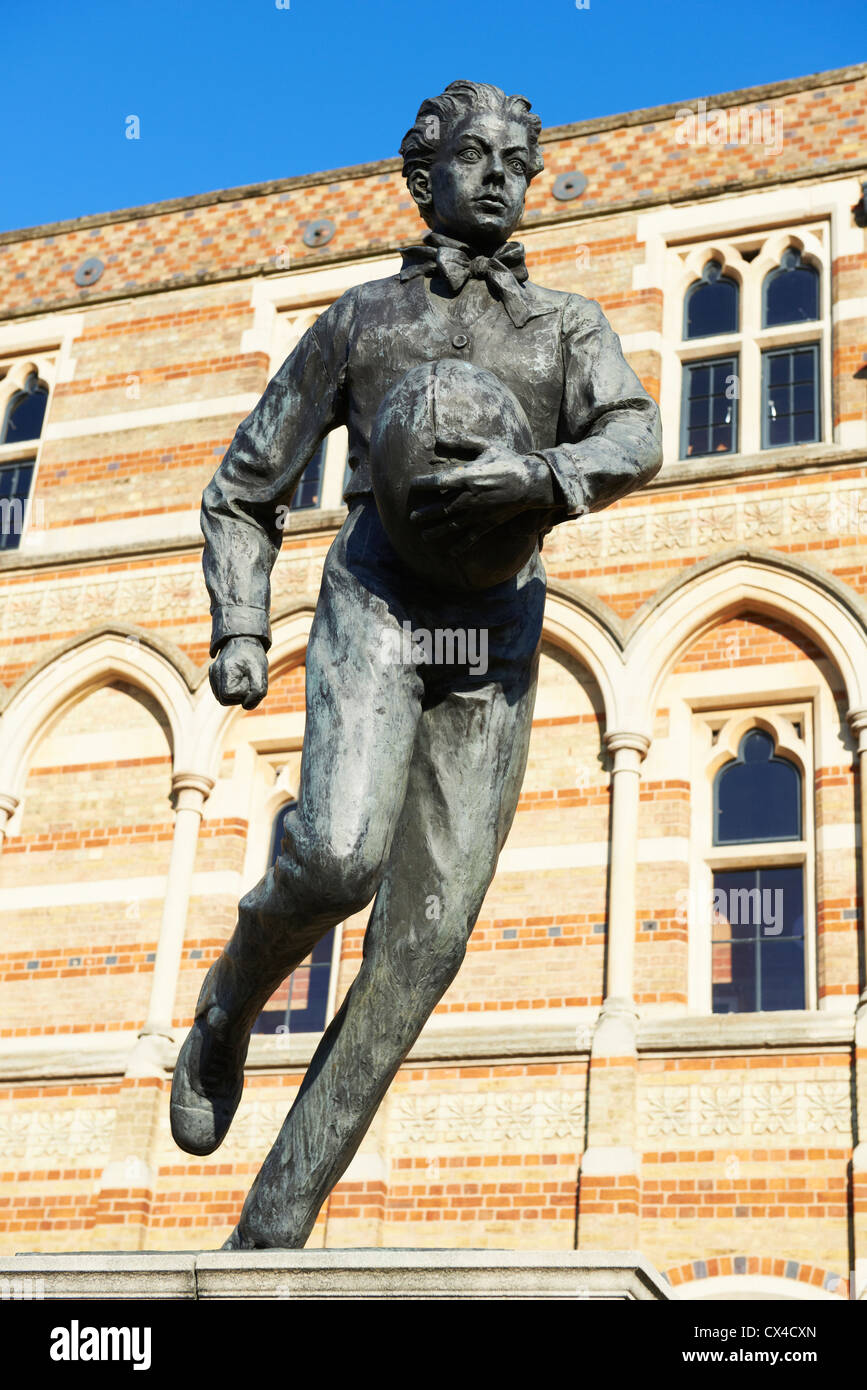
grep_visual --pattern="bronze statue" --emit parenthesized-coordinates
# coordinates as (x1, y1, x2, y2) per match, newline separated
(170, 80, 662, 1249)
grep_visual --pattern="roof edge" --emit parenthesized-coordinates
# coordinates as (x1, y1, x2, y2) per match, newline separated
(2, 62, 864, 246)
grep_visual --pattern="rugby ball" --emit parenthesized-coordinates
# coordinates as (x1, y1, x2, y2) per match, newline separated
(369, 358, 540, 591)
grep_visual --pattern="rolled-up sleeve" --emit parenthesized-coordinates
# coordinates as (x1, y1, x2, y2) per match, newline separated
(201, 294, 352, 655)
(533, 296, 662, 517)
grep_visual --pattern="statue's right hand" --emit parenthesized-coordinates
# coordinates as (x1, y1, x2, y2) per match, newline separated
(209, 636, 269, 710)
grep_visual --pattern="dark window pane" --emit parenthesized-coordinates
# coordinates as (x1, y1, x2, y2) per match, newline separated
(763, 253, 820, 327)
(793, 411, 816, 444)
(681, 355, 738, 459)
(715, 730, 801, 843)
(1, 375, 48, 444)
(0, 459, 36, 551)
(713, 941, 757, 1013)
(691, 365, 710, 396)
(768, 355, 788, 385)
(290, 443, 325, 511)
(762, 346, 819, 449)
(685, 262, 739, 338)
(285, 958, 332, 1032)
(712, 866, 805, 1014)
(760, 865, 804, 939)
(268, 802, 293, 865)
(761, 940, 806, 1010)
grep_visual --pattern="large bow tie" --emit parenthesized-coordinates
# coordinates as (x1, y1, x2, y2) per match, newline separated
(400, 236, 532, 327)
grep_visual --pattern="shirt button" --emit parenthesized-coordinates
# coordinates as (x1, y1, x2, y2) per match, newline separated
(452, 333, 469, 349)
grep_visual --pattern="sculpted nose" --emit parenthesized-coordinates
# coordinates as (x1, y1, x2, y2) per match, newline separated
(484, 153, 506, 184)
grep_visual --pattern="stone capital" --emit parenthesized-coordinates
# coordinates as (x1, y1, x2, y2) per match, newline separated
(171, 771, 215, 801)
(603, 730, 651, 761)
(848, 707, 867, 752)
(0, 792, 20, 821)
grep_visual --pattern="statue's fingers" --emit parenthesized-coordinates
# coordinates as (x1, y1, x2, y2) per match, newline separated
(409, 501, 450, 526)
(208, 662, 222, 701)
(408, 467, 464, 494)
(432, 431, 487, 459)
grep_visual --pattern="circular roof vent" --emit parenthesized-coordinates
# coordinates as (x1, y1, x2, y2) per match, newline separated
(74, 257, 105, 287)
(552, 172, 588, 202)
(302, 219, 336, 249)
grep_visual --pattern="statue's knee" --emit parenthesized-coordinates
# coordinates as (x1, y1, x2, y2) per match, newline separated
(305, 837, 384, 913)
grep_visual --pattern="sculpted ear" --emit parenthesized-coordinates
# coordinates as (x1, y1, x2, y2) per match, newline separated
(408, 169, 433, 220)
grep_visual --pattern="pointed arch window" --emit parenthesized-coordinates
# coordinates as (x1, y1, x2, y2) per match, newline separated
(1, 372, 48, 445)
(710, 730, 805, 1014)
(252, 800, 336, 1035)
(671, 227, 829, 460)
(684, 260, 739, 339)
(760, 250, 821, 449)
(714, 729, 801, 844)
(762, 248, 820, 327)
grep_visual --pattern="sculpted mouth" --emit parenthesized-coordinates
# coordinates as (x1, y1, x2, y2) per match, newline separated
(475, 197, 507, 211)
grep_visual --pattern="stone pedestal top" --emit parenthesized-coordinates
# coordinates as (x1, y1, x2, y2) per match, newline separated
(1, 1248, 671, 1301)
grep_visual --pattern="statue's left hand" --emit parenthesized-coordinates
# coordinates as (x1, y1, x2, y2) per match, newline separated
(408, 438, 555, 549)
(209, 635, 270, 710)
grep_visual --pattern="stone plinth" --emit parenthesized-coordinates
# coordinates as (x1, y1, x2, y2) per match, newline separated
(1, 1249, 670, 1300)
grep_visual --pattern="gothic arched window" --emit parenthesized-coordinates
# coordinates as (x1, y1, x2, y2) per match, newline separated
(684, 260, 739, 339)
(762, 248, 820, 327)
(252, 801, 336, 1035)
(1, 372, 48, 445)
(681, 262, 740, 458)
(710, 730, 805, 1014)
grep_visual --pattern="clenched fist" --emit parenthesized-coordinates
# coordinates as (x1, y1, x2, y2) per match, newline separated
(209, 635, 269, 709)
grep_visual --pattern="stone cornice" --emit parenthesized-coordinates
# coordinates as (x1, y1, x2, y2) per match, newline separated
(0, 1009, 854, 1080)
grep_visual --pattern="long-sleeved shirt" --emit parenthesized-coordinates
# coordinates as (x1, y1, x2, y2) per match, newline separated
(201, 256, 663, 655)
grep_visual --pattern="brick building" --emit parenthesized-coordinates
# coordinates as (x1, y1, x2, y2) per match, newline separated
(0, 64, 865, 1301)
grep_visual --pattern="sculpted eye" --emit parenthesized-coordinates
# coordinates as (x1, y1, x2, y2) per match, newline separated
(509, 160, 527, 174)
(460, 147, 481, 161)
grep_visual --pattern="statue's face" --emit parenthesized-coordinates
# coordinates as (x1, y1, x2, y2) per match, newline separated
(421, 110, 531, 250)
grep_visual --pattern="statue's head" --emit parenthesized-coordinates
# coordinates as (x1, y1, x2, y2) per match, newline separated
(400, 80, 544, 252)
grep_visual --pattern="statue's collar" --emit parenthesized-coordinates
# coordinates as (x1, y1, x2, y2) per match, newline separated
(399, 232, 558, 324)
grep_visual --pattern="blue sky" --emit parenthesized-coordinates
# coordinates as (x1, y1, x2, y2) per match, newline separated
(1, 0, 861, 232)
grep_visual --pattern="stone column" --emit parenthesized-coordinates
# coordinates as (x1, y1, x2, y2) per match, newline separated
(0, 793, 19, 849)
(846, 709, 867, 1296)
(602, 731, 650, 1004)
(94, 773, 213, 1249)
(577, 731, 649, 1251)
(140, 771, 214, 1041)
